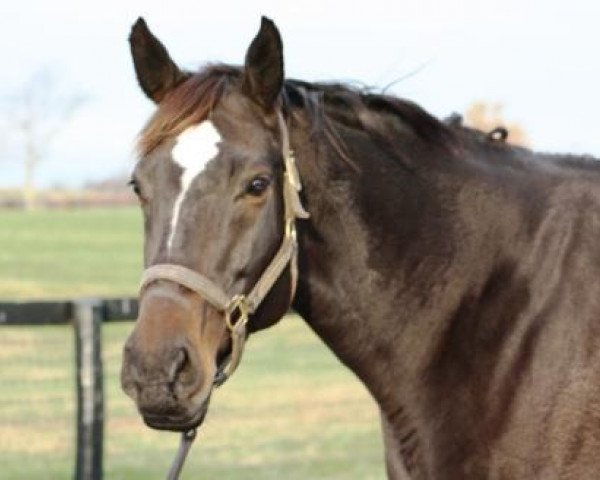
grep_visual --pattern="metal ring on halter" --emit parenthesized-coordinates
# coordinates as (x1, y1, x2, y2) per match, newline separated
(224, 294, 250, 331)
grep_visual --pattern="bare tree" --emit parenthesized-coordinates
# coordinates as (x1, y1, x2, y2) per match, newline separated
(3, 70, 85, 210)
(464, 101, 529, 147)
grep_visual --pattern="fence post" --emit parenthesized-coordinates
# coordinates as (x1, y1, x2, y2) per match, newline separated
(73, 299, 104, 480)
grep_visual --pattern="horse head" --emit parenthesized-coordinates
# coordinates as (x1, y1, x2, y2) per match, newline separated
(121, 17, 306, 431)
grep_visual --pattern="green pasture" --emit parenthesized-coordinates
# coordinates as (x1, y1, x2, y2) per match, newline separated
(0, 208, 143, 299)
(0, 207, 385, 479)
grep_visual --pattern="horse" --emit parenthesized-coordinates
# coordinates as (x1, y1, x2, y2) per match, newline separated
(121, 16, 600, 479)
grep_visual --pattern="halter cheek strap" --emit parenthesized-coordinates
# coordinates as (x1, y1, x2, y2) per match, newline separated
(139, 111, 309, 387)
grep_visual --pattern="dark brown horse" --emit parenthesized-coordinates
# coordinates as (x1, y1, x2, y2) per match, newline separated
(121, 17, 600, 479)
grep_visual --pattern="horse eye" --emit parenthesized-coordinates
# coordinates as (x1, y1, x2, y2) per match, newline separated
(128, 179, 141, 197)
(246, 176, 270, 196)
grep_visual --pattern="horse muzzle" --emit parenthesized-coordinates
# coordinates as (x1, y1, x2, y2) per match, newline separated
(120, 282, 220, 431)
(120, 338, 214, 431)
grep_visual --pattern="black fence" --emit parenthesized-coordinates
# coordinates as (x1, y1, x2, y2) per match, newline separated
(0, 298, 138, 480)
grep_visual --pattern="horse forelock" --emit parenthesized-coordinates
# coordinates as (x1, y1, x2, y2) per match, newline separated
(137, 64, 238, 157)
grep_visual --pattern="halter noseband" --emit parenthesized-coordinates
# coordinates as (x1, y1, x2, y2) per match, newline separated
(140, 111, 308, 387)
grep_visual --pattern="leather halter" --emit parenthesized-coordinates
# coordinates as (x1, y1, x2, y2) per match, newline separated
(139, 111, 309, 387)
(143, 112, 309, 480)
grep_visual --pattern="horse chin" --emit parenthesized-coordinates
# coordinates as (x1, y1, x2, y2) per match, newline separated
(142, 400, 210, 432)
(141, 384, 214, 432)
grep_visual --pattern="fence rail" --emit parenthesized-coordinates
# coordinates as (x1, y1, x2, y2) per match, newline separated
(0, 297, 138, 480)
(0, 298, 138, 325)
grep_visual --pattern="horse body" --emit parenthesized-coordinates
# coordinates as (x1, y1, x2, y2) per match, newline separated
(290, 111, 600, 477)
(121, 17, 600, 479)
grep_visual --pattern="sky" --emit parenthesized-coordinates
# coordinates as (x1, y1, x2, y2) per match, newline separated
(1, 0, 599, 188)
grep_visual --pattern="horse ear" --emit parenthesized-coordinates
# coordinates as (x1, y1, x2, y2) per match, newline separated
(129, 17, 187, 103)
(242, 17, 284, 111)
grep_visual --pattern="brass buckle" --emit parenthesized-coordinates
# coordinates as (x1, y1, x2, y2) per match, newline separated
(225, 294, 250, 332)
(285, 219, 296, 240)
(285, 150, 301, 190)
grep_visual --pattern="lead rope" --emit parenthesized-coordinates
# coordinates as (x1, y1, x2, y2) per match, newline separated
(167, 429, 197, 480)
(165, 321, 244, 479)
(160, 111, 307, 480)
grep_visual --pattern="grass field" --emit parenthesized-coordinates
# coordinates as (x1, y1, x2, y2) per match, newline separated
(0, 208, 143, 298)
(0, 207, 385, 479)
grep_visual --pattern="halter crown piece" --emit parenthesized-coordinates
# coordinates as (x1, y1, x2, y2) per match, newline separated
(138, 112, 310, 480)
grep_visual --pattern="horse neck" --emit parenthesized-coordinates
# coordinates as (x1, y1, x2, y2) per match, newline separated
(288, 118, 509, 410)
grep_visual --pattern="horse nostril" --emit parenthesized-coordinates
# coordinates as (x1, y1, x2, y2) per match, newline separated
(169, 347, 188, 382)
(121, 343, 141, 399)
(121, 337, 202, 402)
(168, 346, 200, 392)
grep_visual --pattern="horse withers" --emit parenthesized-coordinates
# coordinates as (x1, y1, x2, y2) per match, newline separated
(121, 17, 600, 479)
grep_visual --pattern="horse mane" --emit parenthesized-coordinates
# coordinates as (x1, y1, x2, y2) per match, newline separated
(283, 79, 456, 151)
(138, 64, 458, 157)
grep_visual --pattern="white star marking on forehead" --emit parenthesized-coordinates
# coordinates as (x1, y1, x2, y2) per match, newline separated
(166, 120, 221, 253)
